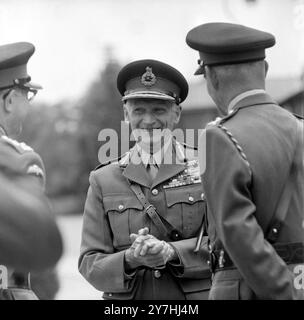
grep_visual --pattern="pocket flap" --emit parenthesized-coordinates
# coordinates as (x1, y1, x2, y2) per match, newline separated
(178, 277, 211, 293)
(165, 185, 205, 207)
(103, 195, 143, 213)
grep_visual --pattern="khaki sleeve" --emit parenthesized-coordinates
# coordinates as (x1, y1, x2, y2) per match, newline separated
(78, 172, 136, 293)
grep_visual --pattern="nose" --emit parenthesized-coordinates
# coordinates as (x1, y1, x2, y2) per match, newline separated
(142, 112, 156, 127)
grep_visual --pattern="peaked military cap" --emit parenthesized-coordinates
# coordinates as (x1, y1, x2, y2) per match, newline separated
(117, 59, 188, 104)
(0, 42, 42, 90)
(186, 22, 276, 75)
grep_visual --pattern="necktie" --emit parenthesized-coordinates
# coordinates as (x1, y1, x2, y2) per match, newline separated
(147, 156, 158, 180)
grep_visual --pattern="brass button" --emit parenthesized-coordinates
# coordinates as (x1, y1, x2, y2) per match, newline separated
(188, 196, 194, 202)
(108, 293, 112, 297)
(152, 189, 158, 196)
(201, 193, 205, 200)
(272, 228, 278, 234)
(118, 204, 124, 211)
(154, 270, 161, 279)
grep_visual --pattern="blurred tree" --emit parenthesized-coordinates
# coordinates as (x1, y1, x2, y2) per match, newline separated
(22, 102, 82, 198)
(21, 47, 124, 207)
(77, 48, 123, 194)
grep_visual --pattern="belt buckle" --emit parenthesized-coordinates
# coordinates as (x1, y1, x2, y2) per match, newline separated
(145, 204, 155, 214)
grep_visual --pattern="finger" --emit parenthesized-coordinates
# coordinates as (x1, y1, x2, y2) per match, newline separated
(138, 227, 149, 235)
(134, 240, 146, 257)
(140, 240, 153, 256)
(129, 233, 138, 243)
(147, 242, 164, 255)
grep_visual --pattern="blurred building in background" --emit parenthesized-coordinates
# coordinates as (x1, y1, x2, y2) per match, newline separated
(180, 76, 304, 145)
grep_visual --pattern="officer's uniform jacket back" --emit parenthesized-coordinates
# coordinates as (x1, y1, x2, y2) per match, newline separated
(79, 140, 211, 300)
(0, 129, 62, 300)
(202, 92, 304, 299)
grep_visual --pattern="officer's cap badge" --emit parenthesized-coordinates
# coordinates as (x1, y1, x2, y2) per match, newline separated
(141, 66, 157, 87)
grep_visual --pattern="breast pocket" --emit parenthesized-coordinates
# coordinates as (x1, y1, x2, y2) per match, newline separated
(103, 195, 144, 248)
(164, 184, 206, 238)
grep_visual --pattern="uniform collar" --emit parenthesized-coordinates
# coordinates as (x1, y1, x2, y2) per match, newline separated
(136, 135, 173, 168)
(227, 89, 267, 113)
(122, 139, 187, 188)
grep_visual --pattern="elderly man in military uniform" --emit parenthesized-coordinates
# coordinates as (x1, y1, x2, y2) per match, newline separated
(0, 42, 62, 299)
(186, 23, 304, 299)
(79, 59, 211, 300)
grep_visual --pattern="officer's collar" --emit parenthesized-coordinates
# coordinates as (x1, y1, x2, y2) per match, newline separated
(121, 138, 187, 167)
(227, 89, 267, 113)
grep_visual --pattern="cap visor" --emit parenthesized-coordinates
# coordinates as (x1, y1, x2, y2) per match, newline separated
(23, 81, 43, 90)
(122, 91, 175, 102)
(194, 66, 204, 76)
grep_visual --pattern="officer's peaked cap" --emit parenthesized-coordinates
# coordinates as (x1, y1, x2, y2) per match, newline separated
(0, 42, 42, 90)
(117, 59, 188, 104)
(186, 22, 276, 75)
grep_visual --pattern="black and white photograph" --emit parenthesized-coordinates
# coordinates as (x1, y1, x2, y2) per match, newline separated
(0, 0, 303, 304)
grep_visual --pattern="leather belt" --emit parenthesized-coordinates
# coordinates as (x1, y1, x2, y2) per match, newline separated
(209, 242, 304, 273)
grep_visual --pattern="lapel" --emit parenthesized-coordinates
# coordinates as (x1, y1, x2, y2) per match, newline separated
(234, 92, 276, 111)
(151, 140, 187, 189)
(122, 141, 188, 189)
(122, 147, 151, 188)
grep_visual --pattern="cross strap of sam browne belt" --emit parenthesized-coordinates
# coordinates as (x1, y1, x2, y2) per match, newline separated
(129, 182, 183, 241)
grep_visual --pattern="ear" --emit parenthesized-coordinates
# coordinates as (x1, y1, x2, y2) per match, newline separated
(205, 66, 219, 91)
(2, 89, 15, 114)
(264, 60, 269, 77)
(172, 103, 182, 124)
(123, 103, 130, 123)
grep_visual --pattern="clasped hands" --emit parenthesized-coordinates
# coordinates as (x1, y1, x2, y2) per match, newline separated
(125, 227, 177, 270)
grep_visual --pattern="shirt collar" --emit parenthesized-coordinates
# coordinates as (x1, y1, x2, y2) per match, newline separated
(136, 135, 173, 168)
(227, 89, 266, 113)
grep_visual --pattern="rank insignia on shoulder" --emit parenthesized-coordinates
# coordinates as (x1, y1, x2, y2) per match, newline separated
(1, 135, 33, 153)
(163, 159, 201, 189)
(27, 164, 44, 178)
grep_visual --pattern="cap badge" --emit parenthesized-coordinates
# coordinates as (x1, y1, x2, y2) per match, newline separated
(141, 67, 157, 87)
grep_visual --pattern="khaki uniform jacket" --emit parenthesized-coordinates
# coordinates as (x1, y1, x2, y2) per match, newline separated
(202, 93, 304, 299)
(79, 141, 211, 300)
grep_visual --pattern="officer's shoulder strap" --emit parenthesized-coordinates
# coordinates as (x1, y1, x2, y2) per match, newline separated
(94, 153, 127, 171)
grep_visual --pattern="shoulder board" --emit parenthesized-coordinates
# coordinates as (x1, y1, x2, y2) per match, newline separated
(293, 112, 304, 120)
(0, 136, 33, 153)
(94, 154, 124, 171)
